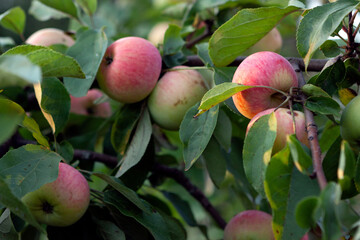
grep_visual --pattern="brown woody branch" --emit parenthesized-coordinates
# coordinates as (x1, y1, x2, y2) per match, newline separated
(291, 63, 328, 190)
(185, 56, 328, 72)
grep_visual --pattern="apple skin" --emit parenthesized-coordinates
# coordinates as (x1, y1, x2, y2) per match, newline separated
(70, 89, 112, 118)
(232, 51, 298, 119)
(148, 66, 208, 130)
(340, 95, 360, 151)
(224, 210, 275, 240)
(148, 22, 169, 46)
(96, 37, 162, 103)
(22, 162, 90, 227)
(247, 28, 282, 53)
(246, 108, 309, 154)
(26, 28, 75, 47)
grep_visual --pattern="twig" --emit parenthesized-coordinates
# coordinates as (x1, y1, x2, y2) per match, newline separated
(291, 63, 328, 190)
(185, 20, 214, 49)
(151, 163, 227, 229)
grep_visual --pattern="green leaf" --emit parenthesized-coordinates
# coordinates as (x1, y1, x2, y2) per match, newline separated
(115, 108, 152, 177)
(295, 196, 321, 229)
(111, 103, 142, 154)
(320, 182, 342, 240)
(307, 59, 345, 96)
(213, 109, 232, 152)
(64, 29, 107, 97)
(0, 99, 25, 145)
(0, 55, 41, 88)
(75, 0, 97, 16)
(243, 113, 276, 197)
(196, 43, 214, 67)
(162, 191, 197, 227)
(264, 147, 320, 240)
(0, 208, 19, 239)
(38, 0, 78, 19)
(209, 6, 299, 67)
(301, 84, 331, 98)
(180, 103, 219, 170)
(320, 40, 341, 58)
(92, 173, 148, 213)
(0, 7, 25, 36)
(319, 120, 340, 153)
(0, 177, 44, 233)
(4, 45, 85, 79)
(305, 96, 341, 117)
(0, 144, 61, 198)
(163, 24, 186, 68)
(104, 190, 172, 240)
(297, 0, 359, 69)
(287, 134, 312, 174)
(21, 115, 50, 148)
(39, 77, 71, 134)
(29, 0, 67, 21)
(202, 137, 226, 188)
(196, 82, 254, 116)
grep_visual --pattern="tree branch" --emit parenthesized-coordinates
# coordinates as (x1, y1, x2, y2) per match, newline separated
(291, 63, 328, 190)
(185, 56, 328, 72)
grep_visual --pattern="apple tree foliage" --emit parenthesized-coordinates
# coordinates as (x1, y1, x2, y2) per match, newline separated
(0, 0, 360, 239)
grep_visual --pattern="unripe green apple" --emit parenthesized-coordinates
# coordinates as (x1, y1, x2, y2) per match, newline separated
(70, 89, 112, 118)
(340, 95, 360, 151)
(22, 162, 90, 227)
(97, 37, 162, 103)
(247, 28, 282, 53)
(26, 28, 75, 47)
(148, 66, 208, 130)
(232, 51, 298, 119)
(224, 210, 275, 240)
(246, 108, 309, 154)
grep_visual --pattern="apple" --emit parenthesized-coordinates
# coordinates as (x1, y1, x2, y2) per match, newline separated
(224, 210, 275, 240)
(96, 36, 162, 103)
(148, 22, 169, 46)
(340, 94, 360, 151)
(232, 51, 298, 119)
(246, 108, 309, 154)
(26, 28, 75, 47)
(147, 66, 208, 130)
(70, 89, 112, 118)
(22, 162, 90, 227)
(247, 28, 282, 53)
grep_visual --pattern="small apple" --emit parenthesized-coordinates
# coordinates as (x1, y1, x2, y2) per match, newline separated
(224, 210, 275, 240)
(148, 22, 169, 46)
(22, 162, 90, 227)
(70, 89, 112, 118)
(147, 66, 208, 130)
(232, 51, 298, 119)
(26, 28, 75, 47)
(246, 108, 309, 154)
(247, 28, 282, 53)
(340, 94, 360, 151)
(96, 37, 162, 103)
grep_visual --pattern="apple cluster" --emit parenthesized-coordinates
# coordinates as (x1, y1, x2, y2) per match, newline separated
(232, 51, 309, 154)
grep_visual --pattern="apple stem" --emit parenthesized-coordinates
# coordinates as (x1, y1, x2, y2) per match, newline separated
(291, 62, 328, 190)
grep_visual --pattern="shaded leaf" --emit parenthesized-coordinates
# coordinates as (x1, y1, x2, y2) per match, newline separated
(213, 109, 232, 152)
(115, 108, 152, 177)
(75, 0, 97, 16)
(295, 196, 321, 229)
(96, 220, 125, 240)
(180, 103, 219, 170)
(0, 99, 24, 145)
(287, 134, 312, 174)
(320, 40, 341, 58)
(305, 96, 341, 117)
